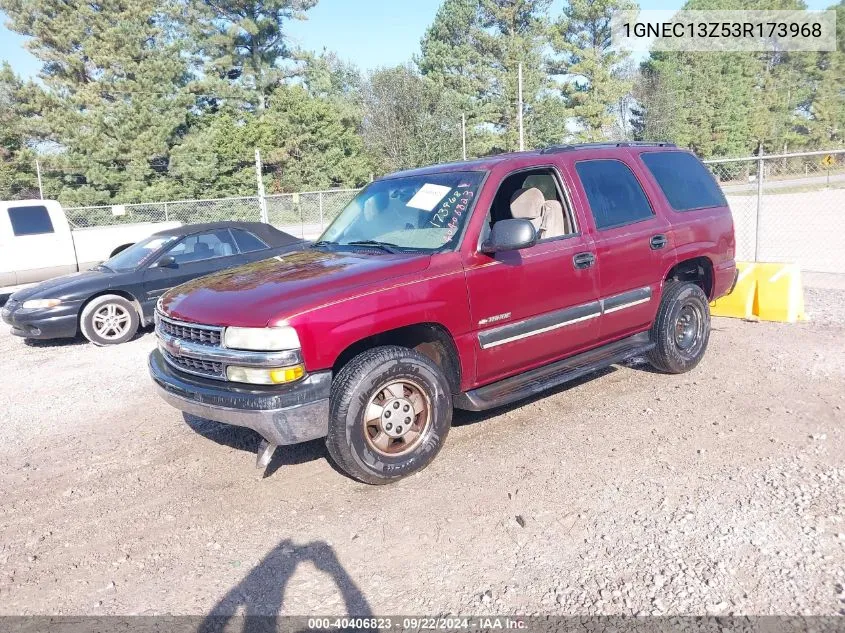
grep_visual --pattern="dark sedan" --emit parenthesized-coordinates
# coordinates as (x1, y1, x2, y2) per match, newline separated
(1, 222, 304, 345)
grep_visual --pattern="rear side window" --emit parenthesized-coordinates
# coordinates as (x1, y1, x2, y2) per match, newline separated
(167, 230, 239, 264)
(575, 160, 653, 230)
(231, 229, 268, 253)
(640, 151, 726, 211)
(8, 205, 55, 236)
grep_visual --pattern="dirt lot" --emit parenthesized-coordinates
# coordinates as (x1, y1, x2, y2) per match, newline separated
(1, 290, 844, 617)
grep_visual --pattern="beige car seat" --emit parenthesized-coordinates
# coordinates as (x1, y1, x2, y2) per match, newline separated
(509, 188, 544, 235)
(510, 187, 569, 239)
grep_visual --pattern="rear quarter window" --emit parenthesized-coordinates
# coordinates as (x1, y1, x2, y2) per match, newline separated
(8, 205, 55, 236)
(231, 229, 268, 253)
(640, 151, 727, 211)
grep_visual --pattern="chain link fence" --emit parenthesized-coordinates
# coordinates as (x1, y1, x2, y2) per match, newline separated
(264, 189, 360, 238)
(64, 196, 264, 229)
(703, 149, 845, 273)
(64, 189, 361, 239)
(58, 148, 845, 273)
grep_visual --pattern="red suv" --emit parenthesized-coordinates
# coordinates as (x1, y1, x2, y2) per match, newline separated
(149, 142, 737, 483)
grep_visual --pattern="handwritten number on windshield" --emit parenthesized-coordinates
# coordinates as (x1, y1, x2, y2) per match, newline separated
(430, 189, 474, 231)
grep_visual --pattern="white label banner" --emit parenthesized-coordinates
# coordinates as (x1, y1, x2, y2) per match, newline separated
(611, 10, 837, 52)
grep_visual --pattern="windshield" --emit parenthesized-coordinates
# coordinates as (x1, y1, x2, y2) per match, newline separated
(319, 171, 485, 251)
(102, 235, 178, 272)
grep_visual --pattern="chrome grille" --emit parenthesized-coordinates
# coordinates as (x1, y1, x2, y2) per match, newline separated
(157, 315, 221, 346)
(163, 351, 224, 379)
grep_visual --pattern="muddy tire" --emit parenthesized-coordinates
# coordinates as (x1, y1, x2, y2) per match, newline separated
(80, 294, 139, 346)
(326, 345, 453, 485)
(647, 281, 711, 374)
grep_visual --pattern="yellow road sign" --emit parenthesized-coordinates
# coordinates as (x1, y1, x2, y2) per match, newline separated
(821, 154, 834, 167)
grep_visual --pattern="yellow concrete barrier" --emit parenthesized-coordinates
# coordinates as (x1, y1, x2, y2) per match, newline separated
(753, 262, 806, 323)
(710, 261, 806, 323)
(710, 262, 756, 319)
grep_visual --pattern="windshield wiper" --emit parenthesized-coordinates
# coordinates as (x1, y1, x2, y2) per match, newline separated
(344, 240, 400, 253)
(311, 240, 336, 249)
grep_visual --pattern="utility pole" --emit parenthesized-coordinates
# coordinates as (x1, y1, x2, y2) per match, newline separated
(35, 158, 44, 199)
(518, 63, 524, 152)
(755, 141, 764, 262)
(254, 148, 268, 224)
(461, 113, 467, 161)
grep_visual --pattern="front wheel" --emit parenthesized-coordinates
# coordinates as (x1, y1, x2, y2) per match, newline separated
(647, 281, 711, 374)
(79, 294, 140, 346)
(326, 346, 453, 484)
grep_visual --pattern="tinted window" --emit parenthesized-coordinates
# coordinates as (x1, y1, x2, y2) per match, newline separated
(8, 205, 55, 236)
(575, 160, 654, 230)
(231, 229, 268, 253)
(641, 151, 726, 211)
(166, 230, 239, 264)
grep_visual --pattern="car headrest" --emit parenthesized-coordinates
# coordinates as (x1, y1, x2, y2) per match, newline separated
(193, 242, 211, 254)
(510, 187, 545, 220)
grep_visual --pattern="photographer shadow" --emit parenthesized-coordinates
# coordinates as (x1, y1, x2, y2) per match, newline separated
(198, 539, 373, 633)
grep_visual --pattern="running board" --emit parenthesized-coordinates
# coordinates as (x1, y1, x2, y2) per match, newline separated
(454, 332, 654, 412)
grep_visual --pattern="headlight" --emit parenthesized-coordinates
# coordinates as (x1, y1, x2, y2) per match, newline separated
(223, 326, 300, 351)
(22, 299, 62, 309)
(226, 364, 305, 385)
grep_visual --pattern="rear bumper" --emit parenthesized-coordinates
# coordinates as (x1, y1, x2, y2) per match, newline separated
(148, 349, 331, 446)
(713, 261, 738, 300)
(1, 301, 79, 340)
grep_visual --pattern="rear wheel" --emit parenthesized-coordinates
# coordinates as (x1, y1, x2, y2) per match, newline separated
(80, 294, 139, 346)
(326, 345, 453, 484)
(647, 281, 710, 374)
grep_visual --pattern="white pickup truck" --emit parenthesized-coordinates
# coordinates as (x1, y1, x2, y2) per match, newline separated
(0, 199, 179, 297)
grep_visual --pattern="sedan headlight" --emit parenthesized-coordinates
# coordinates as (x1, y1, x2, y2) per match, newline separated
(223, 325, 300, 351)
(22, 299, 62, 309)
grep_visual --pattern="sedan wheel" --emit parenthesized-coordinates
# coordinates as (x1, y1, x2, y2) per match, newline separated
(92, 303, 132, 340)
(80, 294, 140, 346)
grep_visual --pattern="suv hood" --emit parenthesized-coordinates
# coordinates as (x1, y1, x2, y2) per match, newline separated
(160, 248, 432, 327)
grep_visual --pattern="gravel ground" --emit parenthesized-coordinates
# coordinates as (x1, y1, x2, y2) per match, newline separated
(0, 293, 843, 617)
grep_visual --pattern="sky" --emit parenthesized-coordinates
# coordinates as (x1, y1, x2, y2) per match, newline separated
(0, 0, 835, 80)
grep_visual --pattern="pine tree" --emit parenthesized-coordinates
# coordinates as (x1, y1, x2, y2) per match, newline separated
(301, 50, 362, 103)
(170, 85, 371, 197)
(549, 0, 637, 141)
(636, 49, 759, 157)
(0, 0, 195, 204)
(187, 0, 318, 111)
(360, 65, 464, 173)
(632, 0, 820, 157)
(802, 0, 845, 148)
(418, 0, 567, 154)
(0, 63, 39, 199)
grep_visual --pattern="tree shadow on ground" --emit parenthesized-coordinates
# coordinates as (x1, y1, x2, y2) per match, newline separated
(197, 539, 374, 633)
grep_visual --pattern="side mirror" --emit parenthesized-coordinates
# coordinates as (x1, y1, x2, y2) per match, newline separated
(155, 255, 178, 269)
(481, 218, 537, 254)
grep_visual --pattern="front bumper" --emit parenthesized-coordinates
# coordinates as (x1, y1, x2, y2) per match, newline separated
(149, 349, 331, 446)
(1, 299, 79, 340)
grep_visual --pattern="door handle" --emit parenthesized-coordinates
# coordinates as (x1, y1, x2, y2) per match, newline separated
(650, 234, 667, 250)
(573, 252, 596, 269)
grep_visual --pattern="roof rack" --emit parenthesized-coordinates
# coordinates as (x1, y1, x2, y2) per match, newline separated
(539, 141, 676, 154)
